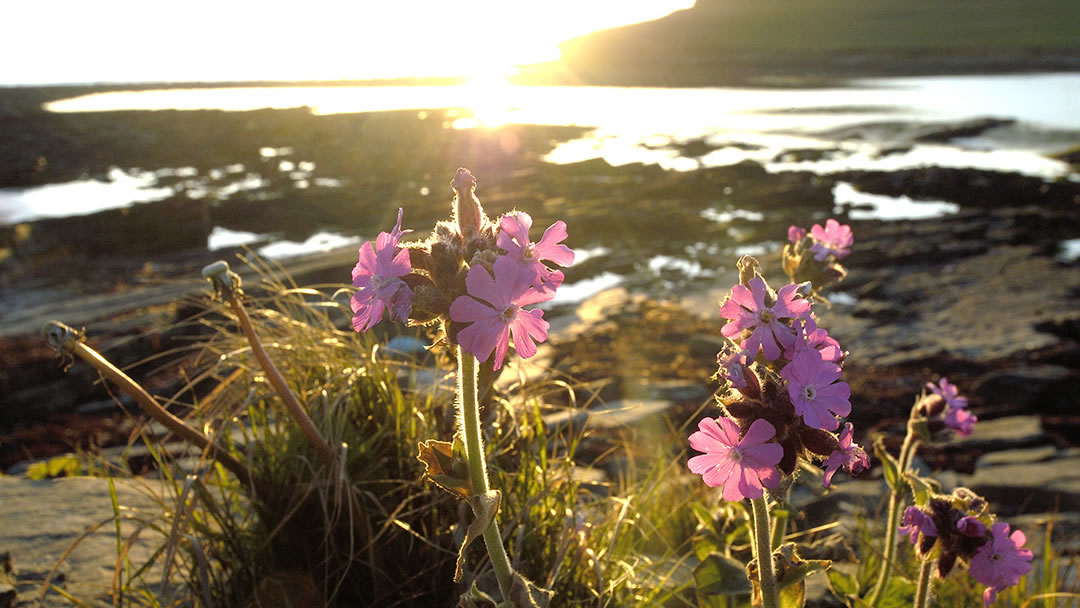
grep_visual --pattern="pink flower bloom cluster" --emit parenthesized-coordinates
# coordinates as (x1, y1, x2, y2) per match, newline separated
(809, 218, 854, 261)
(928, 377, 977, 437)
(719, 278, 810, 361)
(898, 505, 938, 548)
(781, 348, 851, 432)
(822, 422, 869, 487)
(350, 170, 575, 373)
(969, 522, 1033, 607)
(351, 209, 414, 332)
(694, 244, 866, 497)
(451, 212, 575, 370)
(687, 417, 782, 502)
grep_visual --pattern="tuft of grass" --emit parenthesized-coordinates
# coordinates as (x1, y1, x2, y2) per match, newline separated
(64, 256, 729, 607)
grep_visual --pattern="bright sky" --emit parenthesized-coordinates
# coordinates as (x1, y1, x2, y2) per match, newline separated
(0, 1, 694, 85)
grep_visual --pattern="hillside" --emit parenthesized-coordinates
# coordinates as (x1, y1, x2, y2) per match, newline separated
(520, 0, 1080, 86)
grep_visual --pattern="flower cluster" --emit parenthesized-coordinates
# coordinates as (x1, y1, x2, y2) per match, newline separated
(918, 377, 978, 437)
(350, 168, 574, 370)
(900, 488, 1032, 607)
(782, 218, 854, 292)
(688, 235, 868, 501)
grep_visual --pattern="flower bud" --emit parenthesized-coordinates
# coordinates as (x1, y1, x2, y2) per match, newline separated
(451, 167, 485, 238)
(737, 255, 761, 287)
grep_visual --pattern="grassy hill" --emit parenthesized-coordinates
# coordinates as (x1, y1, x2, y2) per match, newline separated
(522, 0, 1080, 86)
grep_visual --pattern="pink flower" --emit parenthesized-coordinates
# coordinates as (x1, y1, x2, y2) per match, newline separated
(687, 417, 783, 502)
(719, 278, 811, 361)
(957, 516, 987, 538)
(351, 208, 413, 332)
(788, 225, 807, 244)
(780, 348, 851, 431)
(716, 348, 751, 389)
(969, 522, 1033, 607)
(497, 211, 575, 292)
(898, 506, 938, 546)
(822, 422, 869, 487)
(786, 315, 843, 362)
(945, 406, 977, 437)
(449, 257, 552, 370)
(927, 377, 968, 409)
(809, 218, 853, 261)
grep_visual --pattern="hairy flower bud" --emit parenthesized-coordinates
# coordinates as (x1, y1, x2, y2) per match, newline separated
(737, 255, 762, 287)
(451, 167, 486, 238)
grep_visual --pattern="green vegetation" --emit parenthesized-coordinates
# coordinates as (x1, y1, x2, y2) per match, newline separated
(41, 258, 1080, 607)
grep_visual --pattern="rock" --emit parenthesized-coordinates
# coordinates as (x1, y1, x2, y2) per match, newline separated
(621, 380, 710, 403)
(971, 365, 1080, 415)
(962, 453, 1080, 516)
(975, 445, 1059, 468)
(945, 415, 1046, 451)
(0, 476, 165, 606)
(542, 399, 675, 433)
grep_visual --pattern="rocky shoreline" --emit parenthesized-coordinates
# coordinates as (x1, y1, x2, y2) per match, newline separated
(1, 79, 1079, 605)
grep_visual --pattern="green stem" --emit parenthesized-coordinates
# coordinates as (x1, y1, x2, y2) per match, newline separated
(868, 419, 921, 607)
(750, 496, 779, 608)
(770, 509, 788, 550)
(913, 559, 934, 608)
(458, 347, 514, 600)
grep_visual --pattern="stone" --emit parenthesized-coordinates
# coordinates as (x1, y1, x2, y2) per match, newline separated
(0, 585, 13, 608)
(962, 453, 1080, 515)
(975, 445, 1059, 469)
(945, 415, 1046, 451)
(0, 476, 166, 607)
(541, 399, 675, 433)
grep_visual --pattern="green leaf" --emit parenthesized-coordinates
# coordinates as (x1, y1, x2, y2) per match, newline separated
(417, 439, 473, 498)
(873, 437, 902, 492)
(454, 491, 501, 583)
(875, 576, 916, 608)
(826, 569, 858, 600)
(778, 579, 806, 608)
(910, 418, 932, 444)
(694, 534, 724, 562)
(903, 472, 939, 507)
(694, 553, 753, 596)
(508, 572, 554, 608)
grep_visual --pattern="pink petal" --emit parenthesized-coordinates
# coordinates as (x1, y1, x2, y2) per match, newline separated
(449, 296, 496, 323)
(465, 263, 504, 307)
(688, 452, 724, 476)
(534, 221, 575, 266)
(491, 324, 512, 370)
(457, 317, 505, 363)
(385, 247, 411, 277)
(352, 242, 377, 283)
(739, 419, 777, 447)
(727, 283, 757, 312)
(747, 278, 767, 312)
(702, 456, 737, 490)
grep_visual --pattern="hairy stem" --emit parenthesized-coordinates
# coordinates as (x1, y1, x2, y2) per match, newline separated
(750, 496, 779, 608)
(868, 418, 921, 607)
(227, 293, 337, 467)
(913, 558, 934, 608)
(458, 347, 514, 599)
(57, 332, 252, 486)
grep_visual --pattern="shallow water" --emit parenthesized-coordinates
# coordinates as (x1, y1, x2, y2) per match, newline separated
(4, 74, 1079, 264)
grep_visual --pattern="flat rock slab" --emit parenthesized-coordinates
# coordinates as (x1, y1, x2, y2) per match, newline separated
(0, 476, 167, 607)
